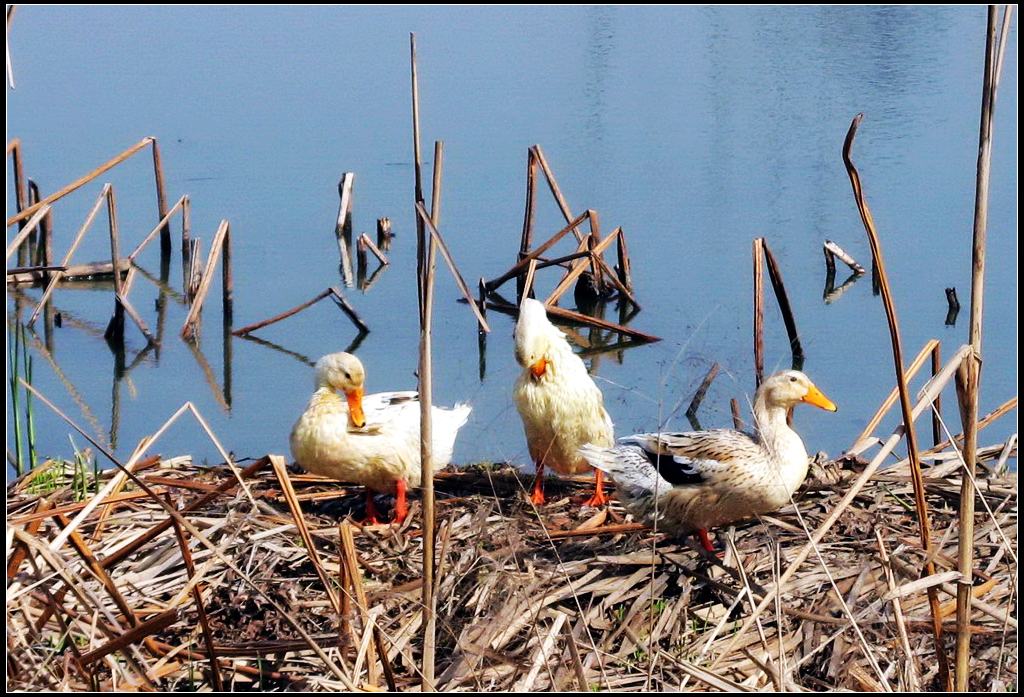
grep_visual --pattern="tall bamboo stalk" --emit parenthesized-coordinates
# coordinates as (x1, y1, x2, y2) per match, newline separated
(418, 140, 443, 693)
(843, 113, 951, 690)
(409, 32, 435, 692)
(955, 5, 1012, 690)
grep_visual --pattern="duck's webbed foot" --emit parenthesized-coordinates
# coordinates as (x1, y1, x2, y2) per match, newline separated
(362, 490, 383, 525)
(581, 469, 609, 507)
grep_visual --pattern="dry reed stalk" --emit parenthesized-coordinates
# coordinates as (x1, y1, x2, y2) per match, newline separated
(418, 138, 445, 692)
(518, 148, 538, 302)
(522, 258, 539, 301)
(6, 449, 1016, 691)
(731, 398, 744, 430)
(7, 498, 51, 581)
(761, 239, 804, 369)
(931, 342, 943, 447)
(752, 238, 765, 387)
(376, 217, 392, 247)
(485, 210, 593, 292)
(149, 138, 171, 254)
(841, 113, 949, 688)
(7, 137, 156, 227)
(270, 455, 342, 617)
(358, 233, 389, 266)
(851, 338, 940, 452)
(480, 294, 660, 343)
(545, 228, 621, 306)
(102, 458, 269, 571)
(415, 203, 491, 333)
(336, 174, 356, 287)
(336, 172, 355, 236)
(5, 204, 51, 261)
(18, 385, 357, 687)
(823, 240, 866, 275)
(339, 521, 389, 688)
(409, 31, 435, 689)
(586, 210, 605, 293)
(232, 287, 332, 335)
(531, 145, 584, 242)
(615, 228, 634, 292)
(956, 7, 1013, 687)
(686, 362, 720, 422)
(411, 33, 426, 311)
(128, 196, 188, 263)
(162, 506, 226, 690)
(7, 137, 29, 226)
(925, 395, 1017, 456)
(181, 220, 230, 340)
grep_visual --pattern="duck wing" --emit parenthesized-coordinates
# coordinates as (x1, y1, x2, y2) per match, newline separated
(619, 430, 764, 487)
(348, 391, 419, 434)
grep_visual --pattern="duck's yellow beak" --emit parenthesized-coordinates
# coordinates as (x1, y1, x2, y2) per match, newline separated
(530, 357, 548, 380)
(346, 387, 366, 427)
(802, 383, 837, 412)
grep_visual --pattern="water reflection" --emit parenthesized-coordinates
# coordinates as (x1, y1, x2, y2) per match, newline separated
(6, 6, 1017, 467)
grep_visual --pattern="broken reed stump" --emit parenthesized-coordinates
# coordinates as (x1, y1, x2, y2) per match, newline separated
(823, 239, 865, 276)
(686, 362, 720, 421)
(752, 238, 765, 387)
(181, 221, 232, 341)
(945, 286, 960, 326)
(376, 216, 393, 250)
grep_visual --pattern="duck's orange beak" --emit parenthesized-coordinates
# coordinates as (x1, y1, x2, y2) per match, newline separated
(802, 383, 837, 412)
(530, 358, 548, 380)
(346, 387, 366, 427)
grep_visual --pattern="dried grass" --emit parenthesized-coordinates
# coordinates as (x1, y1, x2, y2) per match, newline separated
(6, 441, 1017, 691)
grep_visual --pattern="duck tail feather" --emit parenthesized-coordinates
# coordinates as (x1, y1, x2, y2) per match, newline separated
(579, 443, 671, 505)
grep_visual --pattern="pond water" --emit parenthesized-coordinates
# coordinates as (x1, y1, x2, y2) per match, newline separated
(6, 6, 1018, 475)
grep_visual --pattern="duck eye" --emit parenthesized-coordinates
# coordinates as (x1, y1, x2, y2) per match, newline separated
(789, 376, 797, 383)
(344, 372, 351, 380)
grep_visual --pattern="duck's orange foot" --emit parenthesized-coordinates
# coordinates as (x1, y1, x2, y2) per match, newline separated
(529, 486, 547, 506)
(392, 479, 409, 524)
(363, 491, 383, 525)
(581, 470, 609, 507)
(697, 528, 723, 557)
(529, 464, 546, 506)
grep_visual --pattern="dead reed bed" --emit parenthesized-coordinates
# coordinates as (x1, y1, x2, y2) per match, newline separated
(6, 424, 1016, 692)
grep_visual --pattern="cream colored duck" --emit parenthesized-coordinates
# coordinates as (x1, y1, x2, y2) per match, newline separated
(513, 298, 615, 506)
(290, 352, 471, 524)
(579, 370, 836, 550)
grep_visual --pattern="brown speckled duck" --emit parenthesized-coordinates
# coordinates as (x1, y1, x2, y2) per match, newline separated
(579, 370, 837, 550)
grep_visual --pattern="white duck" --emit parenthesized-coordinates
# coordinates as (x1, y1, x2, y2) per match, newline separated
(579, 370, 836, 550)
(290, 352, 471, 524)
(513, 298, 615, 506)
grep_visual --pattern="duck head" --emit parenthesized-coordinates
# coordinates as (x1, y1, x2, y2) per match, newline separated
(758, 370, 837, 412)
(315, 352, 366, 427)
(514, 298, 563, 382)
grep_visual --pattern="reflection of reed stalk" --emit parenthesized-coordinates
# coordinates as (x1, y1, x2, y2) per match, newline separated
(8, 321, 36, 476)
